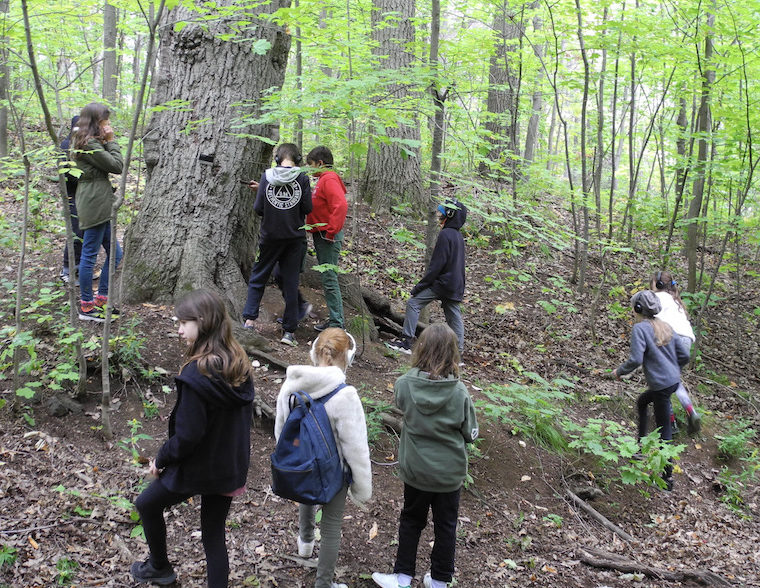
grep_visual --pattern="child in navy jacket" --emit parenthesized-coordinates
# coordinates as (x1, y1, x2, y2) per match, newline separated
(388, 199, 466, 355)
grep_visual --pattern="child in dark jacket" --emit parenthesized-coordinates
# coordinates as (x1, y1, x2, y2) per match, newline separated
(387, 199, 467, 355)
(611, 289, 689, 491)
(131, 290, 254, 587)
(242, 143, 312, 346)
(373, 324, 478, 588)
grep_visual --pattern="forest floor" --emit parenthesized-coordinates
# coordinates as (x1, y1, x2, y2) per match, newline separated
(1, 188, 760, 588)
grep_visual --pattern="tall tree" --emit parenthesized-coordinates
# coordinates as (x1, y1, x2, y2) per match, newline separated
(102, 1, 117, 102)
(522, 9, 544, 169)
(122, 0, 293, 311)
(0, 0, 8, 157)
(360, 0, 422, 213)
(686, 3, 715, 292)
(481, 0, 521, 184)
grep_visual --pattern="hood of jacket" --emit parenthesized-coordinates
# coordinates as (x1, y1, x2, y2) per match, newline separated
(265, 166, 303, 186)
(402, 367, 461, 415)
(443, 200, 467, 231)
(280, 364, 346, 400)
(175, 361, 254, 408)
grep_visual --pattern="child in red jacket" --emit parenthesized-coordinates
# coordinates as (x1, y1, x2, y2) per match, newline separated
(306, 146, 349, 331)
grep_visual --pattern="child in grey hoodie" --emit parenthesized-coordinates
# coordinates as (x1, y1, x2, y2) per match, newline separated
(611, 289, 690, 490)
(373, 324, 478, 588)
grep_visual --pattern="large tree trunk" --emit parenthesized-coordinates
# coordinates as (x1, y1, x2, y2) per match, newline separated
(122, 1, 292, 314)
(522, 11, 544, 169)
(102, 1, 117, 102)
(480, 0, 520, 181)
(686, 5, 715, 291)
(361, 0, 422, 213)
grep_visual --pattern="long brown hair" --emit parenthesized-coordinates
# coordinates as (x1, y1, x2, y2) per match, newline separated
(651, 270, 689, 318)
(645, 318, 674, 347)
(411, 323, 460, 379)
(72, 102, 111, 156)
(174, 289, 251, 386)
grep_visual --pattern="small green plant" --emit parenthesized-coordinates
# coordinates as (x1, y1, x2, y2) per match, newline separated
(117, 419, 153, 463)
(716, 420, 757, 460)
(565, 419, 686, 489)
(390, 227, 424, 249)
(476, 374, 574, 451)
(55, 557, 78, 585)
(385, 266, 404, 283)
(0, 544, 18, 567)
(142, 401, 159, 420)
(361, 396, 393, 444)
(607, 301, 629, 320)
(717, 450, 760, 517)
(542, 513, 563, 527)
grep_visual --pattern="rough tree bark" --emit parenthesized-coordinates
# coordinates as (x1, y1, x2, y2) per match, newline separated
(102, 1, 117, 102)
(480, 1, 521, 182)
(122, 0, 292, 313)
(361, 0, 423, 213)
(686, 4, 715, 292)
(522, 10, 544, 170)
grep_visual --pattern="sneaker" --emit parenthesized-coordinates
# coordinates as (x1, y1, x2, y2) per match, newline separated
(280, 332, 297, 346)
(130, 559, 177, 585)
(297, 536, 314, 558)
(372, 572, 411, 588)
(60, 270, 70, 284)
(78, 307, 107, 323)
(386, 338, 412, 355)
(687, 411, 702, 435)
(94, 296, 120, 317)
(663, 476, 674, 492)
(331, 584, 347, 588)
(314, 319, 331, 332)
(423, 572, 448, 588)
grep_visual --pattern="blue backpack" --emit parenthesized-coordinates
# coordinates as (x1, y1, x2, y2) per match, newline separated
(271, 384, 351, 505)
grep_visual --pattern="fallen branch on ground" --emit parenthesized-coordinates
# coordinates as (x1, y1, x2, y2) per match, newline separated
(578, 546, 732, 587)
(566, 490, 634, 542)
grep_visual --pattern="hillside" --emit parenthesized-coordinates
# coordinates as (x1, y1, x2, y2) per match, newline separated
(1, 188, 759, 587)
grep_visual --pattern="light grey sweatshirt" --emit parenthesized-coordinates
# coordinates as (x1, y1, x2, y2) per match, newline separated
(616, 320, 690, 390)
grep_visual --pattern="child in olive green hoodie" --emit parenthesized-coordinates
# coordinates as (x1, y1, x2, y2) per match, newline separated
(372, 324, 478, 588)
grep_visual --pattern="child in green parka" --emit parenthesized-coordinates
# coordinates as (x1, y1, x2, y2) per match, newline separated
(372, 324, 478, 588)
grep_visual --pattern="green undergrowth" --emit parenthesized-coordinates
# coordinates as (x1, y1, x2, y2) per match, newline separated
(475, 374, 688, 492)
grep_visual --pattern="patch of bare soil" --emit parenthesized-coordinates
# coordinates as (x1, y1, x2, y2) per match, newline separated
(1, 190, 760, 587)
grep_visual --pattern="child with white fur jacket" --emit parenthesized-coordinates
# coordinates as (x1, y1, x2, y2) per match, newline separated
(274, 328, 372, 588)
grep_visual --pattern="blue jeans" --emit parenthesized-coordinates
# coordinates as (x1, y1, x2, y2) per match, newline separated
(79, 221, 122, 303)
(402, 287, 464, 352)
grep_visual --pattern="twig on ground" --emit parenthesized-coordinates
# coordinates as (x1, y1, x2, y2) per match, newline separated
(566, 489, 634, 542)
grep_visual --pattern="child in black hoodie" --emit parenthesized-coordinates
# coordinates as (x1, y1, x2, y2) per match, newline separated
(131, 290, 254, 587)
(388, 199, 467, 355)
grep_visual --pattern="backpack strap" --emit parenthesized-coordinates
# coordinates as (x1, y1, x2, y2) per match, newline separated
(289, 389, 314, 411)
(316, 382, 347, 406)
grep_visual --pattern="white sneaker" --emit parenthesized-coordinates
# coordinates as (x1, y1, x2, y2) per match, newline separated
(371, 572, 410, 588)
(331, 584, 348, 588)
(297, 536, 314, 558)
(423, 573, 447, 588)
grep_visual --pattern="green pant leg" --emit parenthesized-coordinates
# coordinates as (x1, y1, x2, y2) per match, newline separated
(313, 230, 344, 328)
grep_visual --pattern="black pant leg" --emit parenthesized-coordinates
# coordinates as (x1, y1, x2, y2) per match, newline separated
(394, 483, 432, 577)
(134, 479, 191, 568)
(242, 241, 282, 320)
(636, 389, 656, 440)
(429, 487, 461, 583)
(201, 494, 233, 588)
(277, 240, 303, 332)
